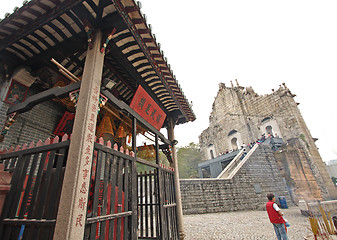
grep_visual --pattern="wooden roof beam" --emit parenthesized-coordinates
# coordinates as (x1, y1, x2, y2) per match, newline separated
(25, 7, 42, 18)
(104, 61, 136, 94)
(159, 66, 168, 70)
(7, 81, 81, 114)
(1, 26, 16, 34)
(151, 54, 162, 58)
(15, 14, 32, 23)
(155, 60, 165, 64)
(0, 32, 8, 38)
(147, 46, 159, 51)
(0, 0, 85, 52)
(35, 2, 52, 12)
(143, 38, 153, 43)
(7, 21, 24, 29)
(138, 29, 151, 34)
(132, 18, 146, 24)
(124, 6, 139, 13)
(49, 0, 62, 5)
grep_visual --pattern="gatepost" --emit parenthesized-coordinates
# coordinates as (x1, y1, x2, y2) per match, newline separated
(167, 117, 185, 239)
(53, 30, 105, 240)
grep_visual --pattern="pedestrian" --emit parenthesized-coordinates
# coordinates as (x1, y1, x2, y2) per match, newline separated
(261, 134, 266, 142)
(266, 193, 288, 240)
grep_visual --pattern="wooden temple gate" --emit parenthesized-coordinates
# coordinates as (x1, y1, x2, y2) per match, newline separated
(0, 134, 179, 239)
(137, 167, 178, 239)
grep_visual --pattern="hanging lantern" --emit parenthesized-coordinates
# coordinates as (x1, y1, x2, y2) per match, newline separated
(96, 112, 115, 141)
(116, 124, 125, 139)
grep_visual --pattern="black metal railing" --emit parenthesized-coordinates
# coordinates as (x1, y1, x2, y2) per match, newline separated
(137, 162, 178, 240)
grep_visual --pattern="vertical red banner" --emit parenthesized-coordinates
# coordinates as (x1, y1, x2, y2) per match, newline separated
(130, 86, 166, 131)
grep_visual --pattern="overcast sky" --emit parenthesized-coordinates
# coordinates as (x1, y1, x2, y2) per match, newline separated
(2, 0, 337, 162)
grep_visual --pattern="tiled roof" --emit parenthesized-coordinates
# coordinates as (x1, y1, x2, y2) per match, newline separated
(0, 0, 196, 124)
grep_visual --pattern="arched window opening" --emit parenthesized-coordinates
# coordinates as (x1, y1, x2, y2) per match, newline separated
(210, 149, 214, 159)
(261, 117, 271, 123)
(266, 125, 273, 136)
(231, 137, 238, 150)
(228, 130, 237, 136)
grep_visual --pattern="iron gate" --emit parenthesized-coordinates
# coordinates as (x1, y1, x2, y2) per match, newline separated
(137, 168, 179, 239)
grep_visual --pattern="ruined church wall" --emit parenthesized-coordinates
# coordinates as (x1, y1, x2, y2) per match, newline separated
(199, 84, 337, 201)
(180, 145, 291, 214)
(200, 85, 305, 160)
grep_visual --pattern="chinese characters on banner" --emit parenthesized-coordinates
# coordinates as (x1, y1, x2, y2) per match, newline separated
(130, 86, 166, 131)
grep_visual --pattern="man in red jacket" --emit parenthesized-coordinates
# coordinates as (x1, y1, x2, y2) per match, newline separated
(266, 193, 288, 240)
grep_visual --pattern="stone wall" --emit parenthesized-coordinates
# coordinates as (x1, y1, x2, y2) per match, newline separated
(274, 138, 326, 202)
(180, 145, 291, 214)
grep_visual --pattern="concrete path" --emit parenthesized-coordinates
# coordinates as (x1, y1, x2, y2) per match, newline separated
(183, 206, 314, 239)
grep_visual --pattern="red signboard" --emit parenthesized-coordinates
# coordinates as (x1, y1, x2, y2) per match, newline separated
(130, 86, 166, 131)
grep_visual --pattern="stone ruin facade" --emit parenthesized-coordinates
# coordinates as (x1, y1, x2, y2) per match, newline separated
(199, 80, 337, 202)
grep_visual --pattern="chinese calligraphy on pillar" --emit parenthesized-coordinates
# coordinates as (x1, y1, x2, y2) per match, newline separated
(74, 85, 100, 228)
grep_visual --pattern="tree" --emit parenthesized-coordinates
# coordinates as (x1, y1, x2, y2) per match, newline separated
(331, 177, 337, 187)
(177, 142, 202, 179)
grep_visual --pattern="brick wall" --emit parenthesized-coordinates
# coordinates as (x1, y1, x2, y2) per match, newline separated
(0, 88, 64, 149)
(180, 145, 291, 214)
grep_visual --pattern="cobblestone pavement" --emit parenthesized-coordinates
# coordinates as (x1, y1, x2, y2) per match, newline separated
(183, 206, 313, 240)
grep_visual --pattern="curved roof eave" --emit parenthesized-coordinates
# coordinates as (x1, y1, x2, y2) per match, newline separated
(0, 0, 196, 124)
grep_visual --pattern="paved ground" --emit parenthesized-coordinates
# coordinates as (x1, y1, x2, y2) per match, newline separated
(183, 206, 314, 239)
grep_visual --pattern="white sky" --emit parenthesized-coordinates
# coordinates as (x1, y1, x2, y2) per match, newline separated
(1, 0, 337, 162)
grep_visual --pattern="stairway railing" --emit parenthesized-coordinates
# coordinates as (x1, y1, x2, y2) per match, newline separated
(217, 143, 259, 179)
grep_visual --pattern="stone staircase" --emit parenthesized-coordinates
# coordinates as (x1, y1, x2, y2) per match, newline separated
(217, 143, 259, 179)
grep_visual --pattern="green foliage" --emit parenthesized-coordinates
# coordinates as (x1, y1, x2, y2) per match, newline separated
(331, 177, 337, 187)
(177, 142, 202, 179)
(298, 134, 310, 149)
(136, 151, 168, 173)
(135, 142, 202, 178)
